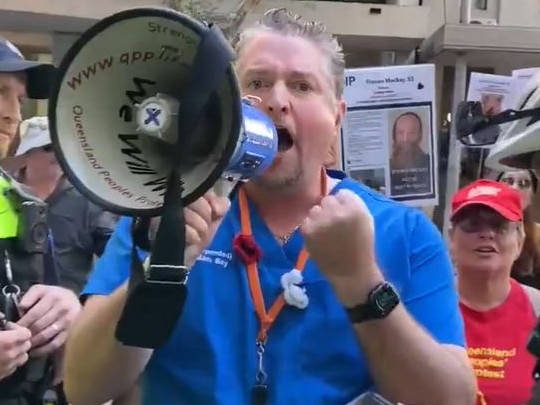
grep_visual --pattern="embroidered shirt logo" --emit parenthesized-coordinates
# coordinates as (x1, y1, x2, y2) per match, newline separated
(197, 249, 232, 268)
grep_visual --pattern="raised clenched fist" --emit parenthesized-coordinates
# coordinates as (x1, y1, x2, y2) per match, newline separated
(301, 189, 376, 278)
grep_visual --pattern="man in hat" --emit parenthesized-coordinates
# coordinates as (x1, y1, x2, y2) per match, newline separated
(0, 37, 80, 404)
(6, 116, 117, 294)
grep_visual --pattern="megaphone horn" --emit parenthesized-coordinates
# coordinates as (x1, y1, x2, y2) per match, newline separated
(49, 7, 279, 349)
(50, 7, 278, 217)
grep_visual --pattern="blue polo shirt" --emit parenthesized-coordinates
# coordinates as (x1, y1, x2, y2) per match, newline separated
(83, 172, 465, 405)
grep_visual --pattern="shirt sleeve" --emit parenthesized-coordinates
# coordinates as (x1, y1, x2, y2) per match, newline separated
(401, 210, 465, 347)
(81, 216, 148, 299)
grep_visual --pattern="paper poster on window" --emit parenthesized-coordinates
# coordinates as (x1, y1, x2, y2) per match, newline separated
(463, 72, 513, 179)
(341, 64, 438, 207)
(510, 67, 540, 108)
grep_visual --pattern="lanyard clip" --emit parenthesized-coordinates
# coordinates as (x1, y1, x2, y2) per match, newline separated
(2, 283, 21, 325)
(2, 283, 20, 298)
(252, 340, 268, 405)
(255, 340, 267, 385)
(1, 251, 22, 327)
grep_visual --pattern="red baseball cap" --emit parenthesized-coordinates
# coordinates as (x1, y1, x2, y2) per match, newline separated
(451, 179, 523, 221)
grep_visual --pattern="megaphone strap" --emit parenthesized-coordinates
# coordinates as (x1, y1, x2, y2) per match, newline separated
(174, 23, 235, 165)
(116, 238, 189, 348)
(116, 170, 189, 348)
(148, 170, 187, 276)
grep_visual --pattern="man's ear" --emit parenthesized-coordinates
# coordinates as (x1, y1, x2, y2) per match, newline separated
(324, 142, 338, 169)
(324, 98, 346, 170)
(334, 98, 346, 130)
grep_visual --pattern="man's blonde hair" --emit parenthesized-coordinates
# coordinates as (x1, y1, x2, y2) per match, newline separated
(235, 8, 345, 98)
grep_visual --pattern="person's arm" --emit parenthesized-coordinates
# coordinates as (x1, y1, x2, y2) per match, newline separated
(63, 217, 151, 404)
(347, 212, 476, 405)
(65, 193, 230, 405)
(65, 284, 150, 405)
(112, 379, 142, 405)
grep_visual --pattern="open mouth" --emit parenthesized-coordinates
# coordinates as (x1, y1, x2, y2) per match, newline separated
(475, 246, 497, 254)
(276, 127, 294, 152)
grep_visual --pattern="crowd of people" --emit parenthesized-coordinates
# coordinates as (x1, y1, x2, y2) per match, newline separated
(0, 6, 540, 405)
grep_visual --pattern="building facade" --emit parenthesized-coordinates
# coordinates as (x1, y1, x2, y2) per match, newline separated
(3, 0, 540, 118)
(2, 0, 540, 223)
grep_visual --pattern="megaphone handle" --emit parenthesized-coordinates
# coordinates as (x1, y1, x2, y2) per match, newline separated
(213, 178, 238, 198)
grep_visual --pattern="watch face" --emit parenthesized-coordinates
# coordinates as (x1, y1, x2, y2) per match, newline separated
(375, 285, 397, 313)
(346, 282, 399, 324)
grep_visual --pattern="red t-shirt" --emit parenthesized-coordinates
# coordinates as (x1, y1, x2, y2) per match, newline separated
(460, 279, 537, 405)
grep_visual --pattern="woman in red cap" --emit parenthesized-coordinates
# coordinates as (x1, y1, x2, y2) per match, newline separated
(450, 179, 540, 405)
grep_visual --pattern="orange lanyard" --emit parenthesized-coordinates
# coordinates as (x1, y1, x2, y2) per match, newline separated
(237, 168, 327, 344)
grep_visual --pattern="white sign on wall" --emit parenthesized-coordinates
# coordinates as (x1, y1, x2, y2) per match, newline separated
(342, 64, 438, 207)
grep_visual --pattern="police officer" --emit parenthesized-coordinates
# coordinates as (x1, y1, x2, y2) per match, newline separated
(0, 37, 81, 403)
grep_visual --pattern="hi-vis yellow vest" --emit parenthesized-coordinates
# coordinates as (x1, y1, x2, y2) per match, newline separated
(0, 172, 19, 239)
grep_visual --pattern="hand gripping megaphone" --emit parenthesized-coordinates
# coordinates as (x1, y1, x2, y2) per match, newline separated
(48, 7, 278, 348)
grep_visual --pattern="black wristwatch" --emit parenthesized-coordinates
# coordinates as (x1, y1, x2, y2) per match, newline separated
(345, 282, 399, 324)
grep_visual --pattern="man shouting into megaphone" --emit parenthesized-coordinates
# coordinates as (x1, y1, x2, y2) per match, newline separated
(64, 8, 476, 405)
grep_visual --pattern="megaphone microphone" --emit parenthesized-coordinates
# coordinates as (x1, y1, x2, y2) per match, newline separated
(48, 7, 278, 348)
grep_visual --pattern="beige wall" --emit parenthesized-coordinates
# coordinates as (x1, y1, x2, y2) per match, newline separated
(424, 0, 448, 37)
(499, 0, 540, 27)
(245, 0, 429, 40)
(0, 0, 430, 51)
(5, 0, 540, 52)
(0, 0, 164, 20)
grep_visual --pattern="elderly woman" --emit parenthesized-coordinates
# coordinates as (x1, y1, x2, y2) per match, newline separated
(450, 179, 540, 405)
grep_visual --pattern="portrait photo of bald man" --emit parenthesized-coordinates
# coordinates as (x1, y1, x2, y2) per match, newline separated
(388, 108, 434, 198)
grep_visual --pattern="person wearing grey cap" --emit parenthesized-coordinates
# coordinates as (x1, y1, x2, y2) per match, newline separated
(0, 37, 80, 405)
(6, 116, 118, 294)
